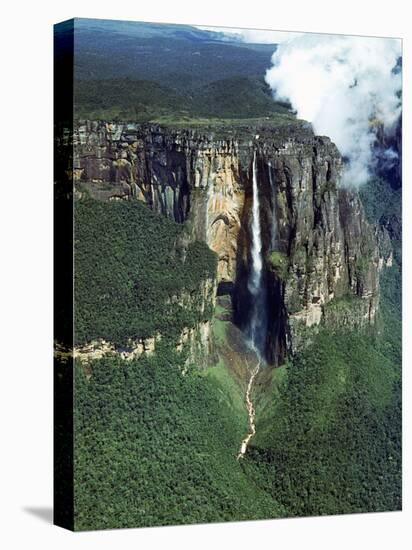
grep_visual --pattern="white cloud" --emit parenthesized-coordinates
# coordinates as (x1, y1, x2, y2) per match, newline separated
(265, 34, 402, 186)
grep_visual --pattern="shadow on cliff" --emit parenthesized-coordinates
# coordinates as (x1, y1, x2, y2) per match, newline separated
(231, 152, 287, 367)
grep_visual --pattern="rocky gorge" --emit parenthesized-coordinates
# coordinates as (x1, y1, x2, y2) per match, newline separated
(73, 120, 392, 366)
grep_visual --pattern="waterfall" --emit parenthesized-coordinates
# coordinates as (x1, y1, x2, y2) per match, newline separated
(248, 152, 263, 295)
(247, 152, 266, 355)
(268, 161, 278, 249)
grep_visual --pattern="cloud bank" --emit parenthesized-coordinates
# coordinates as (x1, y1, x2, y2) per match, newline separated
(265, 34, 402, 186)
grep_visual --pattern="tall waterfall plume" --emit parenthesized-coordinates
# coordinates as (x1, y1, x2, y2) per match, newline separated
(247, 152, 267, 355)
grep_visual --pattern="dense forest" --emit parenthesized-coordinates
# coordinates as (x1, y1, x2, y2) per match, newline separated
(74, 196, 216, 346)
(73, 175, 401, 529)
(74, 269, 401, 528)
(74, 76, 291, 122)
(74, 347, 285, 529)
(247, 269, 401, 516)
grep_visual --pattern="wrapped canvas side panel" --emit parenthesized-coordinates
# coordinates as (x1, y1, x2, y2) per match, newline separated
(54, 19, 74, 531)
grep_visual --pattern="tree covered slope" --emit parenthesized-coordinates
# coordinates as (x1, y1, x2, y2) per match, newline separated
(74, 197, 216, 346)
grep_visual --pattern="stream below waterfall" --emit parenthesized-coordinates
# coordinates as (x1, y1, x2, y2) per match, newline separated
(237, 150, 265, 459)
(237, 358, 261, 459)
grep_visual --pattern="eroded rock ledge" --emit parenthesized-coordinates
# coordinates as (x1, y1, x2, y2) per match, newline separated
(56, 320, 213, 368)
(73, 121, 392, 363)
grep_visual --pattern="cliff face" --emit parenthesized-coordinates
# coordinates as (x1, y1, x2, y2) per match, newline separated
(74, 121, 391, 364)
(71, 276, 216, 368)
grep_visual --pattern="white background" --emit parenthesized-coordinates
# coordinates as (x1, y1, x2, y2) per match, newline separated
(0, 0, 410, 548)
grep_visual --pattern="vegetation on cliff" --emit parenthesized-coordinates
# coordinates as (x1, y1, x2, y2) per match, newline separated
(360, 176, 402, 263)
(74, 196, 216, 346)
(267, 250, 288, 280)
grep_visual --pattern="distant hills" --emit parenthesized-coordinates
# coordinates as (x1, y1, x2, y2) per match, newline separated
(70, 18, 291, 121)
(74, 76, 291, 122)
